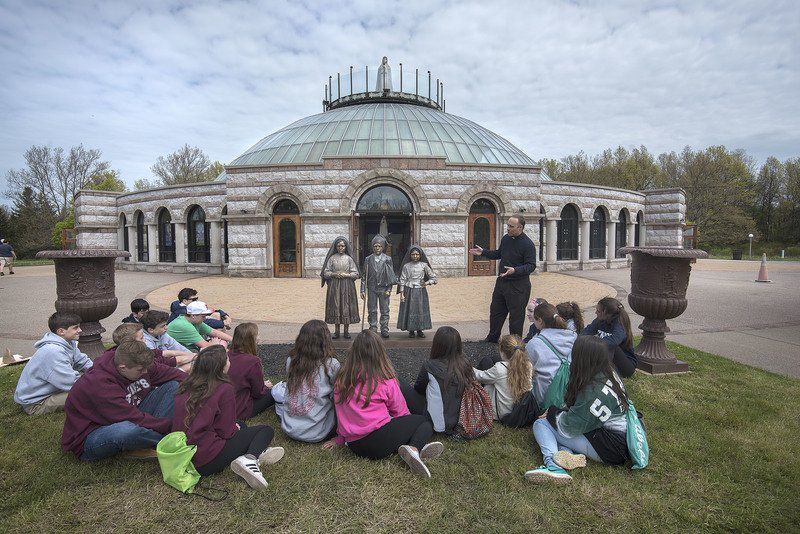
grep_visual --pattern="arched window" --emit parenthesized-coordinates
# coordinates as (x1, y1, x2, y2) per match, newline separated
(356, 185, 413, 213)
(557, 205, 578, 261)
(274, 199, 300, 214)
(635, 211, 643, 246)
(136, 212, 148, 262)
(188, 206, 210, 263)
(222, 206, 229, 264)
(590, 208, 606, 259)
(539, 205, 545, 262)
(158, 209, 176, 263)
(469, 198, 496, 214)
(616, 210, 627, 258)
(120, 214, 129, 260)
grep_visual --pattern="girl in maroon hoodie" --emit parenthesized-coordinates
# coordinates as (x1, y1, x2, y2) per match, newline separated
(228, 323, 274, 420)
(172, 345, 284, 490)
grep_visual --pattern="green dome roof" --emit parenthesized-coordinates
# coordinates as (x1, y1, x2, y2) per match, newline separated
(230, 103, 534, 167)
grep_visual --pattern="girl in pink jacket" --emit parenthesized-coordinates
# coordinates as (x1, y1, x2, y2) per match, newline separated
(323, 330, 444, 478)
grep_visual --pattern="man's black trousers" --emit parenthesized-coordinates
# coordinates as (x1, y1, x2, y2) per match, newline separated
(487, 276, 531, 341)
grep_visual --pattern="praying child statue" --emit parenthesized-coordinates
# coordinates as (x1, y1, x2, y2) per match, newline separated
(360, 234, 397, 338)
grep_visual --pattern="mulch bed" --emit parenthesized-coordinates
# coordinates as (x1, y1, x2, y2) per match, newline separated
(257, 341, 499, 384)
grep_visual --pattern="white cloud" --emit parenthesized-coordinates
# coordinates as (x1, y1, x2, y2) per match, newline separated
(1, 0, 798, 202)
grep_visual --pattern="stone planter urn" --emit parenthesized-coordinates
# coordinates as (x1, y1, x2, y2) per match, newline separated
(618, 246, 708, 374)
(36, 249, 130, 359)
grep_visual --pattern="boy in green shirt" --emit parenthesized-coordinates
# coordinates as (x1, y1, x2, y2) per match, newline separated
(167, 301, 232, 352)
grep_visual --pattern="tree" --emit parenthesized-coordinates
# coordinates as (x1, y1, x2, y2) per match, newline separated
(9, 187, 57, 257)
(5, 145, 111, 219)
(133, 178, 159, 191)
(150, 144, 221, 186)
(85, 170, 126, 192)
(0, 205, 13, 243)
(778, 157, 800, 243)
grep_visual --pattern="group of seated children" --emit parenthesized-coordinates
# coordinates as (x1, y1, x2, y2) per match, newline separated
(12, 292, 644, 489)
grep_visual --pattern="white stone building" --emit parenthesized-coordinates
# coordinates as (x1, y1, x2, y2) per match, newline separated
(75, 60, 685, 278)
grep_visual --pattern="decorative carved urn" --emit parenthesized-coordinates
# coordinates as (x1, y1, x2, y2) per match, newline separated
(36, 249, 130, 359)
(618, 246, 708, 374)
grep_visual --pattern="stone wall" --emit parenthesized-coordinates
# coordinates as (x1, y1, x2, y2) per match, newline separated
(74, 190, 121, 249)
(643, 188, 686, 247)
(540, 182, 646, 221)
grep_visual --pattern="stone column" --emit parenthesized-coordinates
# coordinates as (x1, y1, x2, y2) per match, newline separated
(626, 222, 636, 247)
(146, 224, 158, 263)
(545, 219, 558, 265)
(638, 223, 646, 247)
(209, 221, 221, 265)
(579, 220, 590, 266)
(175, 223, 187, 264)
(126, 225, 137, 263)
(606, 221, 616, 265)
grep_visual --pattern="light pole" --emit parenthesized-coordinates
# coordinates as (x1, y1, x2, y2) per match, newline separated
(748, 233, 754, 259)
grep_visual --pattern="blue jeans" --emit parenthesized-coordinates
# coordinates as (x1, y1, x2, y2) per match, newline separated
(533, 418, 602, 467)
(80, 380, 179, 461)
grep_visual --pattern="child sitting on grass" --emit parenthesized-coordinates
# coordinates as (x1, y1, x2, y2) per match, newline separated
(525, 336, 633, 484)
(324, 330, 443, 478)
(140, 310, 191, 354)
(227, 322, 274, 421)
(473, 334, 532, 420)
(13, 312, 93, 415)
(172, 345, 284, 490)
(582, 297, 637, 378)
(402, 326, 473, 435)
(279, 319, 340, 443)
(122, 298, 149, 324)
(109, 322, 194, 371)
(525, 302, 577, 411)
(556, 301, 584, 333)
(62, 340, 184, 461)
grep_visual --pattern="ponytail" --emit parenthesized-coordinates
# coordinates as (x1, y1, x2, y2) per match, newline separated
(597, 297, 633, 351)
(556, 301, 584, 333)
(534, 303, 568, 330)
(499, 335, 533, 402)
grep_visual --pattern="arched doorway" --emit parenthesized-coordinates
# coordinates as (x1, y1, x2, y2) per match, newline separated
(468, 198, 496, 276)
(272, 199, 301, 277)
(158, 209, 176, 263)
(635, 211, 643, 246)
(222, 206, 229, 264)
(136, 211, 148, 262)
(616, 210, 627, 258)
(120, 213, 129, 260)
(589, 208, 606, 259)
(188, 206, 210, 263)
(355, 185, 413, 274)
(557, 205, 579, 261)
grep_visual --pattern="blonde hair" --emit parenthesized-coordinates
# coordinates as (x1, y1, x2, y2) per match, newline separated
(499, 334, 533, 402)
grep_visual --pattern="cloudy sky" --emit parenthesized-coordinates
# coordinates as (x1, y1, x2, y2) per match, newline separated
(1, 0, 798, 200)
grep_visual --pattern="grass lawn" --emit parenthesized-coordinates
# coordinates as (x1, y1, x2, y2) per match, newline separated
(1, 342, 798, 533)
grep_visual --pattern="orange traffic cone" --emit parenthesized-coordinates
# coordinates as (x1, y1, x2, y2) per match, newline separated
(755, 253, 772, 283)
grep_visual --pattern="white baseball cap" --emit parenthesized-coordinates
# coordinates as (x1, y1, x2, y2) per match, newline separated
(185, 301, 213, 315)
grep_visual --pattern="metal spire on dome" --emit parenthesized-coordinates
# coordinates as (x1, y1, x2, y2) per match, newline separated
(323, 57, 444, 112)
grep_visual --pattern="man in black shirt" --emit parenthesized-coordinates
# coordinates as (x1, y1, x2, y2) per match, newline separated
(469, 214, 536, 341)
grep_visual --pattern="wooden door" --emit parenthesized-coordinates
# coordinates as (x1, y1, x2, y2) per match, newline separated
(468, 213, 496, 276)
(272, 214, 301, 277)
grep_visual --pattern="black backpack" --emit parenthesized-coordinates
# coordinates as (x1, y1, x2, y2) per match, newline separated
(499, 390, 540, 428)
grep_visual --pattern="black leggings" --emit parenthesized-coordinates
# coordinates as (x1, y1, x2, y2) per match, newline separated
(400, 382, 427, 416)
(249, 390, 275, 419)
(196, 424, 274, 476)
(612, 346, 637, 378)
(347, 415, 433, 460)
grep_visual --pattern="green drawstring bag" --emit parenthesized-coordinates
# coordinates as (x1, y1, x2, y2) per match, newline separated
(626, 401, 650, 470)
(157, 432, 201, 494)
(539, 336, 570, 411)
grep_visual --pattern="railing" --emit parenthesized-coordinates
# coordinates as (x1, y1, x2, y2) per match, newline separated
(323, 65, 445, 112)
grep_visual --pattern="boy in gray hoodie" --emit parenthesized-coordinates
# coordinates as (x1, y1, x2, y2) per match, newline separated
(13, 312, 93, 415)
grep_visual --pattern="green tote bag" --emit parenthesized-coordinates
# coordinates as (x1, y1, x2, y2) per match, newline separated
(157, 431, 201, 494)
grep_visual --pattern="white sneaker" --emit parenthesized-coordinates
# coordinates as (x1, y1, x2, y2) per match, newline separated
(230, 455, 268, 489)
(258, 446, 285, 468)
(419, 441, 444, 460)
(398, 445, 431, 478)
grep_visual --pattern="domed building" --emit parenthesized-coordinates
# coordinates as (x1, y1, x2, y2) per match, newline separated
(75, 58, 686, 277)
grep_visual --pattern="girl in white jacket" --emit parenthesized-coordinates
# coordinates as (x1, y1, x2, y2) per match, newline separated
(473, 335, 532, 420)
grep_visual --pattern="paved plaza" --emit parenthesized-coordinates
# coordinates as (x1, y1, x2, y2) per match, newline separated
(1, 259, 799, 377)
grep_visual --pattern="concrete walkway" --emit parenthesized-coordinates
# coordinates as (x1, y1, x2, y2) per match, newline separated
(568, 258, 800, 378)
